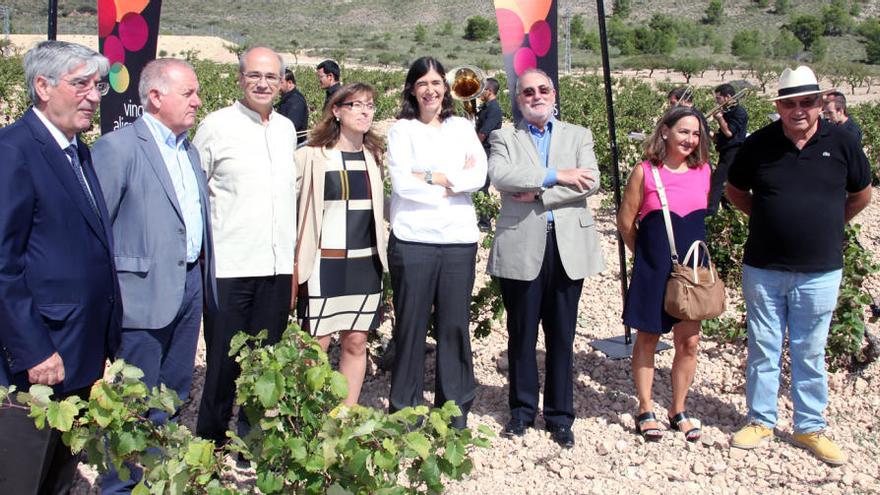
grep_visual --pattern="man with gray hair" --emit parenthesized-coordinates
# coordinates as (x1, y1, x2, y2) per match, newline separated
(91, 58, 218, 493)
(488, 68, 603, 448)
(0, 40, 121, 494)
(193, 46, 297, 445)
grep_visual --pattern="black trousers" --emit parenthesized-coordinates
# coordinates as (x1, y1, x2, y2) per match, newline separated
(498, 231, 583, 428)
(0, 387, 89, 495)
(387, 234, 477, 423)
(708, 145, 740, 214)
(196, 275, 292, 443)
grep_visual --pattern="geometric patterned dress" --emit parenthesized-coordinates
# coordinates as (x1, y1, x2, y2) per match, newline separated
(297, 150, 383, 336)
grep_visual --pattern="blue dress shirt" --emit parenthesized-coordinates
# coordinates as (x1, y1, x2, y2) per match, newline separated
(143, 114, 203, 262)
(527, 118, 556, 221)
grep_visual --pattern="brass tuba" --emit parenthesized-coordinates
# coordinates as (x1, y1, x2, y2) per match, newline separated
(446, 65, 486, 119)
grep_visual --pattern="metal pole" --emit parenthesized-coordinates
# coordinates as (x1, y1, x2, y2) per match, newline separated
(588, 0, 670, 359)
(47, 0, 57, 40)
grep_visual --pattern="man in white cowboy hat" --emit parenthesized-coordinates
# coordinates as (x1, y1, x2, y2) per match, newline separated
(725, 65, 872, 465)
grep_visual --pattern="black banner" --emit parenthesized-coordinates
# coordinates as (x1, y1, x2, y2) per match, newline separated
(98, 0, 163, 134)
(493, 0, 559, 122)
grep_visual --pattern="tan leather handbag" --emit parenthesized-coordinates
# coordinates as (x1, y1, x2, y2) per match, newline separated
(650, 165, 726, 321)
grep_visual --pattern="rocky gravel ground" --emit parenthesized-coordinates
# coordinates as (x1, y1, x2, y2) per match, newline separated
(74, 190, 880, 494)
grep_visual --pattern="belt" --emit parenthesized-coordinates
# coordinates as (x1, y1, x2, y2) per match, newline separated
(546, 221, 555, 232)
(321, 248, 347, 259)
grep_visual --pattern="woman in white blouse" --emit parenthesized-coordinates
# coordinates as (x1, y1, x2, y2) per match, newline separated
(386, 56, 488, 428)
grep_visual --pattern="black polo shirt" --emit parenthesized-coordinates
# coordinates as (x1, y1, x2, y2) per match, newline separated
(728, 119, 871, 272)
(716, 104, 748, 151)
(475, 99, 502, 156)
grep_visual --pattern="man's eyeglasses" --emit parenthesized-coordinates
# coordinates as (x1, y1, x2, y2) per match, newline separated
(519, 85, 553, 98)
(242, 71, 282, 85)
(777, 96, 820, 110)
(64, 77, 110, 96)
(338, 101, 376, 112)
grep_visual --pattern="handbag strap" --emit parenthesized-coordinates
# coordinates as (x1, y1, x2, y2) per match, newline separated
(649, 164, 678, 262)
(681, 240, 716, 284)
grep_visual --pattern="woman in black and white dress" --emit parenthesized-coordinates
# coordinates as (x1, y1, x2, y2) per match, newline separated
(295, 83, 387, 406)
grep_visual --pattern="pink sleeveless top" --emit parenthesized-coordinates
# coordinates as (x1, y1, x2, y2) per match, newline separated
(638, 160, 710, 221)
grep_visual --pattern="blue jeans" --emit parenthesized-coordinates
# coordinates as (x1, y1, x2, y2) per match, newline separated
(742, 265, 842, 434)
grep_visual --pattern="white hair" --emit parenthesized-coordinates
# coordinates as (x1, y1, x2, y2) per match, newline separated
(24, 40, 109, 105)
(139, 58, 195, 108)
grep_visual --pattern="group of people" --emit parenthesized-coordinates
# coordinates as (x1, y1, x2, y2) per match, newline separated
(0, 39, 871, 495)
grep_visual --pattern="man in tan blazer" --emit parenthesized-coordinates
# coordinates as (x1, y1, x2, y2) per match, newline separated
(488, 68, 604, 448)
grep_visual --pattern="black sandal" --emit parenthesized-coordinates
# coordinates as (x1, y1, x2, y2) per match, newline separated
(669, 411, 701, 442)
(635, 411, 663, 442)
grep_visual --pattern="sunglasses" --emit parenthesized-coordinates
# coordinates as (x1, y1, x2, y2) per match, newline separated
(777, 96, 820, 110)
(519, 85, 553, 97)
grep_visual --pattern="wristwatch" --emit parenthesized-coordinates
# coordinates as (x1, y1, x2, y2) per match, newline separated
(425, 170, 434, 185)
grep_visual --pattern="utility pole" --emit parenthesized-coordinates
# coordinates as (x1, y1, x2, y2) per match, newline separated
(561, 7, 571, 75)
(47, 0, 57, 39)
(0, 5, 10, 39)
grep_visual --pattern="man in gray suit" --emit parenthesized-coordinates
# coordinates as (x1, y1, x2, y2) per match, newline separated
(488, 68, 604, 448)
(91, 58, 217, 494)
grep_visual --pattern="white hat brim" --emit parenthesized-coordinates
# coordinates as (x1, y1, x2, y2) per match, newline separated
(768, 88, 833, 102)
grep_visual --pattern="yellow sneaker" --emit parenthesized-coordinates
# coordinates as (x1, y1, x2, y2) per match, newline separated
(731, 423, 773, 449)
(792, 431, 848, 465)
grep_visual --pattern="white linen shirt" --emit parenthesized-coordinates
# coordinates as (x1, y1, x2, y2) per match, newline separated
(386, 116, 488, 244)
(193, 101, 297, 278)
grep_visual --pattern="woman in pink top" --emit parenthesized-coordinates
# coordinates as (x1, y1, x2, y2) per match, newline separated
(617, 107, 711, 443)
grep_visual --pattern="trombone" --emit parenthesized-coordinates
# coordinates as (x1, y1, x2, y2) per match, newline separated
(446, 65, 486, 119)
(706, 87, 750, 118)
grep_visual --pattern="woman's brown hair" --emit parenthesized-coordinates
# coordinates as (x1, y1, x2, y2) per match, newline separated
(643, 106, 710, 169)
(307, 82, 385, 164)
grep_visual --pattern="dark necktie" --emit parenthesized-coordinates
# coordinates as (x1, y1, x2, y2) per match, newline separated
(64, 145, 100, 218)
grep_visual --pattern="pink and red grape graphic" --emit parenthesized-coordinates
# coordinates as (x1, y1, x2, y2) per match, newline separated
(98, 0, 153, 93)
(494, 0, 553, 76)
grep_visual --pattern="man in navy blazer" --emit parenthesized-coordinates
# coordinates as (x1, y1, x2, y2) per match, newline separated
(91, 59, 218, 494)
(0, 41, 121, 494)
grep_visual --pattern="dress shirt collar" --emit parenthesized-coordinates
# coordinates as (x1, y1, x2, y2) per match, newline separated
(142, 113, 187, 149)
(33, 107, 76, 150)
(527, 117, 554, 137)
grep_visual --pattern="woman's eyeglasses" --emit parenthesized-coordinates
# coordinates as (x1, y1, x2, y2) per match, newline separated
(338, 101, 376, 112)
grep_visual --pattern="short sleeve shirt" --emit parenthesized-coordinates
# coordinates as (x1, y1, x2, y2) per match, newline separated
(728, 119, 871, 272)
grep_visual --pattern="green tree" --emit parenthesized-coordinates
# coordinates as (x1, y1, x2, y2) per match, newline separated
(570, 14, 586, 41)
(464, 16, 497, 41)
(822, 0, 852, 36)
(613, 0, 631, 19)
(755, 0, 769, 8)
(731, 29, 764, 59)
(787, 14, 824, 50)
(810, 36, 828, 62)
(772, 29, 802, 59)
(414, 23, 427, 43)
(578, 31, 601, 52)
(704, 0, 724, 25)
(774, 0, 791, 15)
(859, 18, 880, 64)
(673, 57, 710, 84)
(438, 20, 454, 36)
(608, 17, 637, 55)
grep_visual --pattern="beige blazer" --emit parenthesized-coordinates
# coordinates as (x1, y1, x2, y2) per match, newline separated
(294, 145, 389, 282)
(487, 119, 605, 281)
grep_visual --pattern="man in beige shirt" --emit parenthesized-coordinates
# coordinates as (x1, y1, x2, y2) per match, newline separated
(192, 46, 296, 444)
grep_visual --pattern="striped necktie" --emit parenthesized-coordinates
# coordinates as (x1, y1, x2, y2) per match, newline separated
(64, 145, 100, 218)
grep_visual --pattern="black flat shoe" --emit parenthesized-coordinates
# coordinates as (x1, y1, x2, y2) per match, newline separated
(502, 418, 534, 437)
(545, 423, 575, 449)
